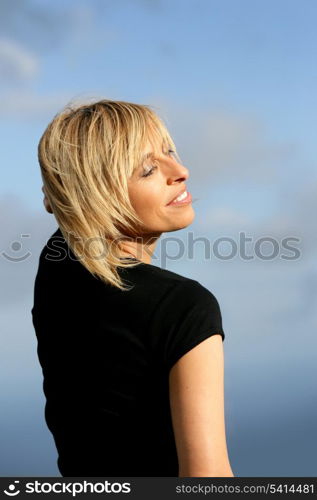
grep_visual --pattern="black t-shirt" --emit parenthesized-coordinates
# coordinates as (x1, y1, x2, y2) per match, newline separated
(31, 228, 225, 477)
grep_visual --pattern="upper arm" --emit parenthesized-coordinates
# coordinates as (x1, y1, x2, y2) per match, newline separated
(168, 333, 234, 477)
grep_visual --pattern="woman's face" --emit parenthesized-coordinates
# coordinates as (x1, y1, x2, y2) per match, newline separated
(128, 139, 195, 235)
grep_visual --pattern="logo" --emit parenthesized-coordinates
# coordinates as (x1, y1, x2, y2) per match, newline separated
(3, 481, 20, 496)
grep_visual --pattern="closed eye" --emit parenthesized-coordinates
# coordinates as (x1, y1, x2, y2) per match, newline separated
(141, 149, 177, 178)
(167, 148, 176, 156)
(141, 165, 157, 178)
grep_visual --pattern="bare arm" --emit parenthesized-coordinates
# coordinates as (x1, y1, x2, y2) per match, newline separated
(169, 334, 234, 477)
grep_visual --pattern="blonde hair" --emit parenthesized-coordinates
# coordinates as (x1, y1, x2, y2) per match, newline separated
(38, 98, 179, 290)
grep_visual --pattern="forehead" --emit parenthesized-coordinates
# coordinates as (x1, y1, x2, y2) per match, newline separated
(142, 132, 170, 154)
(140, 138, 170, 166)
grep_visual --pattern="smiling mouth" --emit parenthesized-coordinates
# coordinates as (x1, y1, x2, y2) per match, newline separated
(166, 190, 192, 206)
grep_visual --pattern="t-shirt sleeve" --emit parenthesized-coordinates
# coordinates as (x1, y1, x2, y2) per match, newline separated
(158, 280, 225, 373)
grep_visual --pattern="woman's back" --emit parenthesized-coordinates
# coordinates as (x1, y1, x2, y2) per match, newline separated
(32, 228, 225, 477)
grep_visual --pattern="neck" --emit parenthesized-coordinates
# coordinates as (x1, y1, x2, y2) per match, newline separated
(118, 233, 161, 264)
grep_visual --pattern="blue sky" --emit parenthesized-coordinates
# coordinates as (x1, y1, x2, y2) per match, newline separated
(0, 0, 316, 476)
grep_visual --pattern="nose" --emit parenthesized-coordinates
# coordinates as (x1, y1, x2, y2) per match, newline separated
(166, 160, 189, 185)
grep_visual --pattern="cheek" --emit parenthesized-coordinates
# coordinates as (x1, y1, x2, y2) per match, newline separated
(129, 183, 164, 217)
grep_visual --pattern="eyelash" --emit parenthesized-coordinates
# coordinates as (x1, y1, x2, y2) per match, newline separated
(142, 149, 176, 178)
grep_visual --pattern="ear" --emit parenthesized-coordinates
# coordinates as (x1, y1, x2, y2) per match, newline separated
(42, 185, 53, 214)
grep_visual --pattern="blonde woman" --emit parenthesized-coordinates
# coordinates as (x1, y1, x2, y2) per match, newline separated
(32, 99, 234, 477)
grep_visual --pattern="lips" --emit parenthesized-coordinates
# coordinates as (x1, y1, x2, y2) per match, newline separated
(166, 187, 187, 206)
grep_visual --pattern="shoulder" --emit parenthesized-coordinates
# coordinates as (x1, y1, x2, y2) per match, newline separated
(154, 268, 220, 309)
(148, 273, 225, 372)
(134, 262, 222, 312)
(166, 277, 223, 326)
(139, 263, 216, 299)
(178, 278, 220, 305)
(148, 269, 224, 334)
(134, 262, 192, 285)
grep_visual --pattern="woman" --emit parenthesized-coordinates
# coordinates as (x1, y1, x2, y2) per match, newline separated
(32, 99, 234, 477)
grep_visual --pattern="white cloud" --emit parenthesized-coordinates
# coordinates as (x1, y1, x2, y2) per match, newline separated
(203, 111, 295, 179)
(0, 91, 70, 117)
(0, 38, 38, 82)
(152, 98, 297, 184)
(0, 91, 104, 118)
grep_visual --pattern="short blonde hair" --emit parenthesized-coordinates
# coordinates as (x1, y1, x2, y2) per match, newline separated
(38, 99, 179, 290)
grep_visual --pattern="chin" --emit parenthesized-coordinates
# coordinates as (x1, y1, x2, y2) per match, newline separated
(168, 209, 195, 231)
(142, 207, 195, 234)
